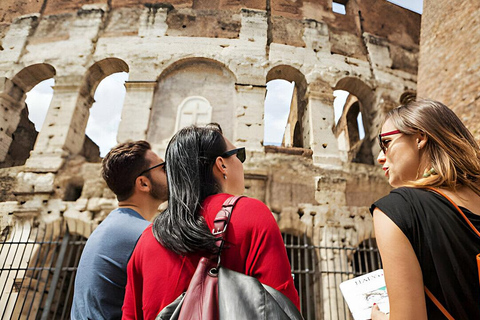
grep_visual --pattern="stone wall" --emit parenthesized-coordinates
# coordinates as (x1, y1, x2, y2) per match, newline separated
(417, 0, 480, 140)
(0, 1, 421, 318)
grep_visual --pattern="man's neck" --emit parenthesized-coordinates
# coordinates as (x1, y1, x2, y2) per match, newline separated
(118, 201, 159, 222)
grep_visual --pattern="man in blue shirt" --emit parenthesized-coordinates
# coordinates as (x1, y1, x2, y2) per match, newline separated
(71, 140, 167, 319)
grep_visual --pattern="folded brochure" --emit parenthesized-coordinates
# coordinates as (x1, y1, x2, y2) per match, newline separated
(339, 269, 390, 320)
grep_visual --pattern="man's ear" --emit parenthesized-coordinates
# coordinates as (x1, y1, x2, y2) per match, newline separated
(135, 176, 151, 192)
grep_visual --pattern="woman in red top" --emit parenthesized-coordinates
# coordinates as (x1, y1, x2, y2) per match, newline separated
(122, 124, 300, 319)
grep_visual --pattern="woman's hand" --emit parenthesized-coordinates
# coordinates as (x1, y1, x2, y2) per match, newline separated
(371, 304, 389, 320)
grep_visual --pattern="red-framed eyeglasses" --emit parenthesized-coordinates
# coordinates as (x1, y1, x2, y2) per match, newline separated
(378, 130, 402, 154)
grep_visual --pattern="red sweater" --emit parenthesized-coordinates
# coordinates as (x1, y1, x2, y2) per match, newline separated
(122, 194, 300, 319)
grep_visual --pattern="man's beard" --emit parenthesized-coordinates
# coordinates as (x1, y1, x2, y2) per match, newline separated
(150, 179, 168, 201)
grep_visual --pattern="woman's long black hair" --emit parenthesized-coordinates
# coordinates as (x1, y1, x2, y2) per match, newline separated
(152, 124, 227, 255)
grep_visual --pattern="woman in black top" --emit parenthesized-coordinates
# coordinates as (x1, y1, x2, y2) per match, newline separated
(371, 99, 480, 320)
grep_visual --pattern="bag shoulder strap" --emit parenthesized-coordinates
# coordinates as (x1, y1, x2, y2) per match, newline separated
(211, 196, 244, 264)
(424, 287, 455, 320)
(422, 186, 480, 320)
(424, 186, 480, 237)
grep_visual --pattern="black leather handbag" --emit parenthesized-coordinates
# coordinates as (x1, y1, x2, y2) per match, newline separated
(156, 196, 304, 320)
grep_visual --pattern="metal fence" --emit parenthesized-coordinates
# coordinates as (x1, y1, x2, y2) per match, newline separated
(1, 220, 380, 320)
(283, 229, 382, 320)
(0, 220, 88, 320)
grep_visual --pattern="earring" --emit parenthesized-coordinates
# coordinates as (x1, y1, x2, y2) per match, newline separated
(223, 174, 227, 180)
(423, 167, 437, 178)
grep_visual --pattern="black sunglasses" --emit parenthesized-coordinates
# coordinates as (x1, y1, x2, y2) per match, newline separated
(136, 162, 165, 178)
(220, 147, 246, 163)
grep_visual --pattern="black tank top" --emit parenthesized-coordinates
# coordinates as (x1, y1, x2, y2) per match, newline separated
(371, 187, 480, 319)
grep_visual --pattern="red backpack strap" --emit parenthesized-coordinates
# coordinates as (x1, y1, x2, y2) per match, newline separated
(211, 196, 244, 266)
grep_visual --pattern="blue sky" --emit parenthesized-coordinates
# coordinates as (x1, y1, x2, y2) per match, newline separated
(25, 0, 422, 156)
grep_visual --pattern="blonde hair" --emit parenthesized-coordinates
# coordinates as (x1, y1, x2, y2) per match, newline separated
(386, 99, 480, 195)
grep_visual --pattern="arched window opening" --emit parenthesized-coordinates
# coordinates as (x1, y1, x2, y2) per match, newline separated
(334, 77, 374, 164)
(0, 78, 54, 169)
(282, 232, 317, 319)
(86, 72, 128, 158)
(265, 66, 308, 150)
(175, 96, 212, 131)
(333, 90, 366, 163)
(264, 79, 294, 146)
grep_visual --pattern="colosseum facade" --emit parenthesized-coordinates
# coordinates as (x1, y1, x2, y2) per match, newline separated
(0, 0, 421, 319)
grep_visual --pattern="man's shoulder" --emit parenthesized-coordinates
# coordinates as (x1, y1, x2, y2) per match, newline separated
(97, 208, 149, 231)
(85, 208, 150, 250)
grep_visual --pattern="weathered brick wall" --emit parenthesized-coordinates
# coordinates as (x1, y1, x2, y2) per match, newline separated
(418, 0, 480, 139)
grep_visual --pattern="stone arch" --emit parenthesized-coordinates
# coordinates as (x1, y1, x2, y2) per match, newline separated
(69, 58, 129, 156)
(334, 77, 375, 164)
(147, 57, 237, 145)
(0, 64, 56, 166)
(266, 65, 308, 148)
(80, 58, 129, 99)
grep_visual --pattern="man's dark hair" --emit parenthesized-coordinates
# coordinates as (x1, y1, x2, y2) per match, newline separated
(102, 140, 151, 201)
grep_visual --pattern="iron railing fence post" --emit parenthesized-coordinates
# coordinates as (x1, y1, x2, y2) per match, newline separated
(40, 228, 70, 320)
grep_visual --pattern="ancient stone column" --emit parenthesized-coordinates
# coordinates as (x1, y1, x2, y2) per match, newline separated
(25, 77, 90, 172)
(307, 84, 342, 169)
(234, 84, 266, 151)
(117, 81, 157, 143)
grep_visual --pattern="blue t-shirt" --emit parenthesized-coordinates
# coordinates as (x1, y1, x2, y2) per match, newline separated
(71, 208, 150, 320)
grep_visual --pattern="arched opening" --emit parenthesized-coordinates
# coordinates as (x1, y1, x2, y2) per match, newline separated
(333, 90, 366, 163)
(78, 58, 129, 160)
(266, 65, 308, 149)
(86, 72, 128, 157)
(334, 78, 375, 164)
(148, 58, 236, 144)
(0, 64, 56, 168)
(263, 79, 294, 146)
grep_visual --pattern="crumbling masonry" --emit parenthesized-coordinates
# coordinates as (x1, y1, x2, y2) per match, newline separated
(0, 0, 421, 319)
